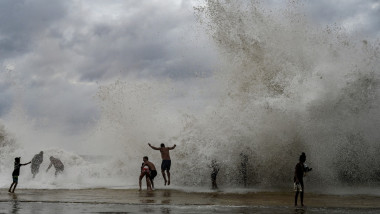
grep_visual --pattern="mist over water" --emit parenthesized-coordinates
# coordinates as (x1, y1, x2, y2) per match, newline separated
(0, 0, 379, 192)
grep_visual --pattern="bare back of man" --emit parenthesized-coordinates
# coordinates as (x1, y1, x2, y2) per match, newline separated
(159, 147, 171, 160)
(148, 143, 176, 186)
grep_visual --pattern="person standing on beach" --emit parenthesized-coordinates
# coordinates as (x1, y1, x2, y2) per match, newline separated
(9, 157, 31, 193)
(294, 153, 306, 207)
(148, 143, 176, 185)
(210, 160, 220, 189)
(142, 156, 157, 190)
(139, 161, 152, 191)
(31, 151, 44, 178)
(46, 156, 64, 176)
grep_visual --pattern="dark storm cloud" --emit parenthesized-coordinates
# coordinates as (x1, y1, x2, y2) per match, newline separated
(0, 0, 217, 135)
(0, 0, 378, 137)
(0, 0, 67, 59)
(60, 1, 216, 82)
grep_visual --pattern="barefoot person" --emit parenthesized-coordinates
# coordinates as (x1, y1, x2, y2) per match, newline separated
(294, 153, 306, 207)
(148, 143, 176, 185)
(31, 151, 44, 178)
(139, 161, 152, 191)
(46, 156, 64, 176)
(9, 157, 31, 193)
(142, 156, 157, 190)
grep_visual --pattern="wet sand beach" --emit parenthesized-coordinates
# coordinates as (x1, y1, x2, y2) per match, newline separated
(1, 188, 380, 213)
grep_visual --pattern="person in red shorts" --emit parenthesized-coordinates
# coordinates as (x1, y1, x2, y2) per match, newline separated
(139, 159, 152, 191)
(142, 156, 157, 190)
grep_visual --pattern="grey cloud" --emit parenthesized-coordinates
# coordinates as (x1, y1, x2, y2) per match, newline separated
(1, 0, 378, 137)
(0, 0, 218, 135)
(44, 1, 217, 82)
(0, 0, 68, 59)
(305, 0, 380, 37)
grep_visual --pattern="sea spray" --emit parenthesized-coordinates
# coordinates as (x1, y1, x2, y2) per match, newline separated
(169, 0, 380, 187)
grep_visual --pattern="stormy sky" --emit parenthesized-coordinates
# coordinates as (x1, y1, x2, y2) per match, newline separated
(0, 0, 379, 147)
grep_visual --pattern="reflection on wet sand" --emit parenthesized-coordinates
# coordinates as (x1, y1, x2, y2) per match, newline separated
(160, 207, 171, 214)
(139, 190, 156, 203)
(1, 189, 380, 214)
(10, 193, 19, 214)
(294, 207, 306, 214)
(161, 190, 171, 204)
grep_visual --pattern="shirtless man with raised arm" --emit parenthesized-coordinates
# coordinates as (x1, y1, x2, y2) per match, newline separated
(148, 143, 176, 185)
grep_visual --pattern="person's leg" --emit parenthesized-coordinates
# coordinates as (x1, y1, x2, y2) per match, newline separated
(300, 183, 304, 206)
(295, 191, 299, 206)
(161, 170, 167, 185)
(12, 183, 18, 193)
(9, 182, 14, 192)
(166, 160, 172, 185)
(146, 176, 152, 191)
(161, 161, 168, 185)
(167, 170, 171, 185)
(139, 173, 144, 191)
(151, 178, 155, 189)
(150, 171, 156, 189)
(36, 165, 40, 175)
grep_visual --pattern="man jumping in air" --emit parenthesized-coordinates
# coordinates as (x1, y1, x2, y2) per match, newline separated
(148, 143, 176, 185)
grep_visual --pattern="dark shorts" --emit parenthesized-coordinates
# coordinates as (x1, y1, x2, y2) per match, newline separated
(211, 172, 218, 181)
(161, 160, 171, 171)
(12, 176, 18, 183)
(150, 170, 157, 180)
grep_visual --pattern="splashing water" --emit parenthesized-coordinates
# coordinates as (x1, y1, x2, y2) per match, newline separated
(173, 0, 380, 188)
(0, 0, 379, 192)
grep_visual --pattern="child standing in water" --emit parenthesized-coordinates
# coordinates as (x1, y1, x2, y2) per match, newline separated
(9, 157, 31, 193)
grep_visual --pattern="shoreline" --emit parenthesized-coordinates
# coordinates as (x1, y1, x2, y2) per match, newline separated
(1, 188, 380, 209)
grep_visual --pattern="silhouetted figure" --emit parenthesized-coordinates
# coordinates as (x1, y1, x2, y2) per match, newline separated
(31, 151, 43, 178)
(9, 157, 31, 193)
(148, 143, 176, 186)
(141, 156, 157, 190)
(46, 156, 64, 176)
(211, 160, 220, 189)
(240, 153, 248, 187)
(294, 153, 307, 207)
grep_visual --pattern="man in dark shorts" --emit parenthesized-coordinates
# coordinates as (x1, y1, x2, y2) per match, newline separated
(142, 156, 157, 190)
(148, 143, 176, 185)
